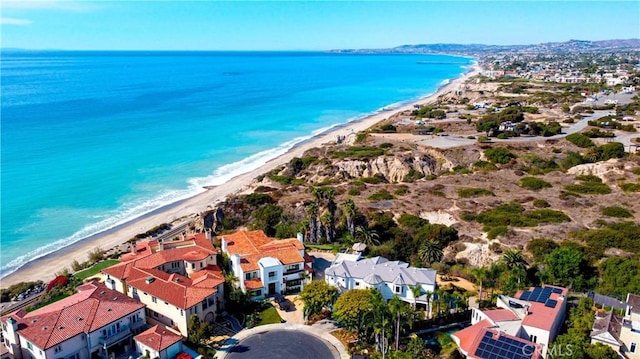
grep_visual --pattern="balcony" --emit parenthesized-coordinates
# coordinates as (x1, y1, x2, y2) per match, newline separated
(100, 324, 131, 346)
(284, 268, 303, 276)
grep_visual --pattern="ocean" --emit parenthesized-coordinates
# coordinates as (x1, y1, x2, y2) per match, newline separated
(0, 51, 472, 279)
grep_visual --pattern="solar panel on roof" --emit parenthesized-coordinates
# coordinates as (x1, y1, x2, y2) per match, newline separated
(474, 331, 536, 359)
(520, 291, 531, 301)
(551, 287, 562, 294)
(545, 299, 558, 308)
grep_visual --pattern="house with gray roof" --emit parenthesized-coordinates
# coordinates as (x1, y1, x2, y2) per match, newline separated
(324, 253, 437, 311)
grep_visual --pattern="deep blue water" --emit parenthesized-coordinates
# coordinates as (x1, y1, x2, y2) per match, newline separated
(0, 51, 472, 278)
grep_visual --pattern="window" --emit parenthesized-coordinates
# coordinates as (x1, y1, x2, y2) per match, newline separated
(285, 264, 299, 272)
(152, 296, 157, 303)
(180, 309, 184, 317)
(153, 311, 159, 318)
(27, 342, 33, 350)
(54, 345, 62, 353)
(191, 263, 195, 269)
(395, 286, 401, 294)
(172, 262, 179, 269)
(530, 335, 537, 343)
(200, 262, 204, 268)
(245, 273, 251, 280)
(268, 271, 276, 279)
(203, 299, 209, 310)
(355, 281, 360, 287)
(631, 342, 637, 353)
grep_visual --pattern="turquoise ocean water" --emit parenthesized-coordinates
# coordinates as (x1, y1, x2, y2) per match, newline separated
(0, 51, 472, 279)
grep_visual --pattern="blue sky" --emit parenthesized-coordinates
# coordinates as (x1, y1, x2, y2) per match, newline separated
(1, 1, 638, 50)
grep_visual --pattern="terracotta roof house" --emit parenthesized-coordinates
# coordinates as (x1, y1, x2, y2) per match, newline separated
(593, 293, 640, 358)
(133, 324, 188, 359)
(102, 232, 224, 337)
(219, 230, 312, 300)
(1, 281, 145, 359)
(451, 285, 568, 358)
(324, 253, 437, 314)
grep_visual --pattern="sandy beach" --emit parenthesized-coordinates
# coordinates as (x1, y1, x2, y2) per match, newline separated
(0, 64, 481, 289)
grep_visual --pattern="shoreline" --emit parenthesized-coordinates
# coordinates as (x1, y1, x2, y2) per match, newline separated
(0, 63, 481, 289)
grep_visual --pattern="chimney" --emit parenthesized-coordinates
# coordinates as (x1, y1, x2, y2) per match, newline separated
(205, 229, 212, 241)
(296, 232, 304, 245)
(221, 238, 227, 253)
(130, 242, 137, 255)
(158, 239, 164, 251)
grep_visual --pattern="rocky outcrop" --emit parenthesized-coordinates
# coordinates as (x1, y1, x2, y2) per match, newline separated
(567, 159, 626, 181)
(333, 153, 455, 183)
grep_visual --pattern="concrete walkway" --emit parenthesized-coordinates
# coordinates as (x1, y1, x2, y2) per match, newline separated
(215, 323, 349, 359)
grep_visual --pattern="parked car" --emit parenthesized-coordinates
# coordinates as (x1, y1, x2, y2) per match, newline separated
(274, 293, 291, 311)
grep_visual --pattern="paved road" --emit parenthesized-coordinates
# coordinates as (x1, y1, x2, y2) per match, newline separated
(216, 324, 348, 359)
(418, 109, 637, 149)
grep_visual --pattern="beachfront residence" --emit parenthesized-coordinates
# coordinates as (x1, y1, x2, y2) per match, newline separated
(133, 324, 199, 359)
(590, 293, 640, 358)
(451, 285, 568, 358)
(219, 230, 313, 300)
(1, 281, 146, 359)
(324, 253, 437, 311)
(102, 233, 224, 337)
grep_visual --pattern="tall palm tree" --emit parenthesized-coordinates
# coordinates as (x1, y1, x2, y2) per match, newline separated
(501, 250, 528, 271)
(486, 263, 504, 301)
(341, 199, 358, 237)
(409, 284, 423, 310)
(388, 295, 405, 351)
(305, 202, 319, 244)
(321, 210, 335, 242)
(418, 240, 443, 266)
(356, 225, 380, 246)
(470, 266, 488, 302)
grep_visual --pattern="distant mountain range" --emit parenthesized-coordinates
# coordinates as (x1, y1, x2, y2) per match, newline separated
(331, 39, 640, 55)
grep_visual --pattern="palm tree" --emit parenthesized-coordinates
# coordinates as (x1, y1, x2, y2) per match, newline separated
(418, 240, 443, 266)
(501, 250, 528, 271)
(356, 225, 380, 246)
(486, 263, 504, 301)
(470, 266, 488, 302)
(388, 295, 405, 350)
(305, 202, 320, 244)
(341, 199, 358, 237)
(409, 284, 423, 310)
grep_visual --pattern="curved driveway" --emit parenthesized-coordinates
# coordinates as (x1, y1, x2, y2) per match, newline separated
(215, 323, 349, 359)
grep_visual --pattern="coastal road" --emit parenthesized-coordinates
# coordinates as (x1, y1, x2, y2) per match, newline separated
(417, 109, 634, 149)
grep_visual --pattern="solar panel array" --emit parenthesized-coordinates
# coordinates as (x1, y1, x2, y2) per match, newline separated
(474, 331, 536, 359)
(520, 286, 560, 308)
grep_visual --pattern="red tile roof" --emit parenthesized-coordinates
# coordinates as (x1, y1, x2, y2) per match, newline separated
(244, 279, 263, 290)
(134, 324, 182, 352)
(2, 281, 144, 350)
(102, 233, 223, 310)
(220, 230, 309, 271)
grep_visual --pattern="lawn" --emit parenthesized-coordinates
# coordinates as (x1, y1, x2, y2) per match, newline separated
(258, 306, 283, 326)
(74, 259, 120, 280)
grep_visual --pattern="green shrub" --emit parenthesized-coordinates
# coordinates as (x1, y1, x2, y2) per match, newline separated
(601, 206, 632, 218)
(519, 177, 552, 191)
(621, 183, 640, 192)
(487, 226, 509, 239)
(330, 146, 385, 159)
(632, 167, 640, 175)
(457, 187, 495, 198)
(533, 199, 551, 208)
(474, 160, 497, 171)
(361, 176, 384, 184)
(474, 202, 570, 231)
(430, 190, 446, 197)
(402, 169, 425, 182)
(484, 147, 516, 164)
(566, 133, 595, 148)
(394, 186, 409, 195)
(368, 190, 394, 201)
(347, 188, 361, 196)
(599, 142, 625, 160)
(379, 142, 394, 149)
(564, 183, 611, 194)
(575, 175, 602, 183)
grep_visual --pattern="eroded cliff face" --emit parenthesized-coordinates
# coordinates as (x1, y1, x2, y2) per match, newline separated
(333, 153, 454, 183)
(567, 159, 627, 181)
